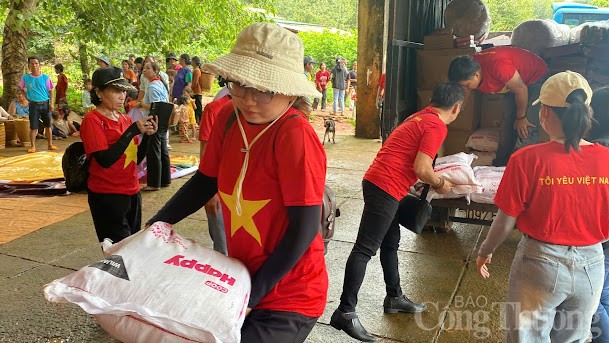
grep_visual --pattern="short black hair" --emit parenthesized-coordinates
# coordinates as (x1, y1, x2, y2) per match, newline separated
(177, 95, 190, 105)
(430, 82, 465, 109)
(448, 55, 481, 82)
(54, 64, 64, 72)
(180, 53, 190, 64)
(28, 56, 39, 63)
(134, 57, 144, 64)
(84, 78, 92, 84)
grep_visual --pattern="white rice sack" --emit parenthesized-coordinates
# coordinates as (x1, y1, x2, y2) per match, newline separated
(511, 20, 571, 55)
(471, 151, 496, 167)
(44, 222, 251, 343)
(470, 166, 505, 204)
(444, 0, 491, 41)
(423, 152, 482, 201)
(466, 128, 500, 152)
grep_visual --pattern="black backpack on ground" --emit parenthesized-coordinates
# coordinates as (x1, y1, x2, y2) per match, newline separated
(321, 185, 340, 254)
(62, 141, 89, 193)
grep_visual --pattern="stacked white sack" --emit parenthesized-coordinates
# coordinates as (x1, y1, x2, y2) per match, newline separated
(470, 166, 506, 204)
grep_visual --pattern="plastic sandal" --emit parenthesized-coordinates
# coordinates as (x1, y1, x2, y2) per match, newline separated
(27, 148, 36, 153)
(48, 146, 58, 151)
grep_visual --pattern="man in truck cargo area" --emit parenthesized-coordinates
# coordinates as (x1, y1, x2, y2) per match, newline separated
(448, 46, 548, 166)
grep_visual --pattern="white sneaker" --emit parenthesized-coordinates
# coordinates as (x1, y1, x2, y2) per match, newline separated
(167, 144, 173, 150)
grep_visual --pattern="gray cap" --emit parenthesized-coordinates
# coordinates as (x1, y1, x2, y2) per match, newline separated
(304, 56, 316, 65)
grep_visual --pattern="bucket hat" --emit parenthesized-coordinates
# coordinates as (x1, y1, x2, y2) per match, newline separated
(202, 22, 321, 98)
(97, 56, 110, 66)
(166, 53, 178, 62)
(92, 67, 136, 91)
(532, 71, 593, 108)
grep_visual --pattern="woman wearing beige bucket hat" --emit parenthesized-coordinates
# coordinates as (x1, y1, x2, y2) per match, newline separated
(476, 71, 609, 342)
(148, 23, 327, 342)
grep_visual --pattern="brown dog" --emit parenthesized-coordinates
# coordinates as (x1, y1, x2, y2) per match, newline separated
(323, 119, 336, 145)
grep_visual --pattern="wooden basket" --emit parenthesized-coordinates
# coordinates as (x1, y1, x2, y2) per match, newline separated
(14, 119, 31, 143)
(200, 72, 215, 93)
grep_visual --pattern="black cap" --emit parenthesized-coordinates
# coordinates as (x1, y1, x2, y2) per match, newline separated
(92, 67, 136, 91)
(166, 53, 178, 62)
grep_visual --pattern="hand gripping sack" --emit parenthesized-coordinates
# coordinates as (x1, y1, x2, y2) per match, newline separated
(62, 141, 88, 193)
(321, 185, 341, 254)
(44, 222, 251, 343)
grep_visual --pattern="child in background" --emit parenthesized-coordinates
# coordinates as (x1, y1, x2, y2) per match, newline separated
(54, 64, 68, 105)
(51, 110, 78, 139)
(176, 96, 192, 143)
(166, 70, 177, 99)
(58, 103, 81, 132)
(82, 79, 95, 113)
(183, 86, 197, 138)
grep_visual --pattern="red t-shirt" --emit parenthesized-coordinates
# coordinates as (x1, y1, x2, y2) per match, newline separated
(198, 95, 231, 142)
(315, 70, 331, 90)
(200, 105, 328, 317)
(473, 46, 547, 94)
(56, 74, 68, 100)
(81, 110, 140, 195)
(364, 106, 447, 200)
(495, 141, 609, 246)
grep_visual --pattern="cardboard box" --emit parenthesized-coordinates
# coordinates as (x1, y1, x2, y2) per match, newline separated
(417, 90, 433, 110)
(541, 43, 583, 59)
(416, 47, 479, 90)
(480, 93, 508, 128)
(441, 128, 473, 156)
(424, 34, 455, 50)
(449, 90, 480, 131)
(416, 89, 480, 131)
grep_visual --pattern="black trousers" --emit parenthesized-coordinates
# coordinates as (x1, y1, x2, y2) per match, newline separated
(312, 88, 327, 110)
(146, 128, 171, 188)
(193, 94, 203, 124)
(88, 191, 142, 243)
(338, 180, 402, 313)
(241, 310, 318, 343)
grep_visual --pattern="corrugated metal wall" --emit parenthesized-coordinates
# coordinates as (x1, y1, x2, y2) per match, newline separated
(382, 0, 451, 140)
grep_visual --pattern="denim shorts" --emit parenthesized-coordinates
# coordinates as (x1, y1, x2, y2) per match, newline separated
(28, 101, 51, 129)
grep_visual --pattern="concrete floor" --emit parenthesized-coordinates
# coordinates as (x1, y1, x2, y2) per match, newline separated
(0, 128, 521, 342)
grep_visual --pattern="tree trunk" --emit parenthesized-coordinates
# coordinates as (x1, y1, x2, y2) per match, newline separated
(78, 42, 90, 81)
(355, 0, 386, 139)
(1, 0, 38, 109)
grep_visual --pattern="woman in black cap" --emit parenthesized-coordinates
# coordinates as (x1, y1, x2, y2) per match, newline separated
(80, 67, 158, 244)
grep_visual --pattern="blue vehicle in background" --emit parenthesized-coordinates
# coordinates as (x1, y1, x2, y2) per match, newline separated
(552, 2, 609, 27)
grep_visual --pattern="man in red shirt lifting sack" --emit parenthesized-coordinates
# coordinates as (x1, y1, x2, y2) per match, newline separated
(448, 46, 548, 166)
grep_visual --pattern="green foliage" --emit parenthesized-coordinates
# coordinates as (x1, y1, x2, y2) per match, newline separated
(590, 0, 609, 7)
(298, 30, 358, 70)
(272, 0, 358, 31)
(482, 0, 535, 31)
(34, 0, 274, 58)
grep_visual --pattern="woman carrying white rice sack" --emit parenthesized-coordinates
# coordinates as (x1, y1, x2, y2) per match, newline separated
(147, 23, 328, 342)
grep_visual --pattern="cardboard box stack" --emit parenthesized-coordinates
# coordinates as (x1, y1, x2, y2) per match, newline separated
(417, 33, 481, 157)
(541, 43, 609, 88)
(541, 44, 587, 76)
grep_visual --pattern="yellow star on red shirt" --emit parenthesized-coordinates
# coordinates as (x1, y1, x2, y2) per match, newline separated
(219, 180, 271, 246)
(123, 139, 137, 168)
